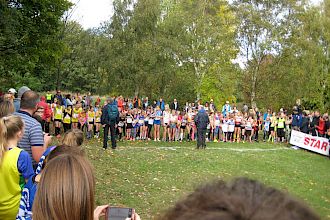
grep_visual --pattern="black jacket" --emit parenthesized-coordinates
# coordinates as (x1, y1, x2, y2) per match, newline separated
(194, 110, 209, 130)
(300, 117, 310, 134)
(170, 102, 179, 111)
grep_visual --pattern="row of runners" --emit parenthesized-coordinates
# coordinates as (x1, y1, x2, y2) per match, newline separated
(3, 88, 329, 143)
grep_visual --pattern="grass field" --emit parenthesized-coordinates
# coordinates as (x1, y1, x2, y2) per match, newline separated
(82, 139, 330, 219)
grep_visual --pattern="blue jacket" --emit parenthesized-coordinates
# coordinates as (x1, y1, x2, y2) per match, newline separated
(157, 100, 165, 111)
(292, 114, 302, 127)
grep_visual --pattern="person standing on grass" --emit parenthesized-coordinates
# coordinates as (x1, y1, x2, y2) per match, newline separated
(194, 106, 209, 149)
(101, 98, 119, 150)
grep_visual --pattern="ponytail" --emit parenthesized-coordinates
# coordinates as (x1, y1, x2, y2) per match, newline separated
(0, 117, 8, 165)
(0, 115, 24, 165)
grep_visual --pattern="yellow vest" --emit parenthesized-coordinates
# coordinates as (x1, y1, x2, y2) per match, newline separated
(277, 118, 285, 128)
(0, 147, 23, 220)
(95, 110, 101, 123)
(63, 109, 72, 124)
(46, 94, 52, 101)
(54, 106, 63, 120)
(72, 108, 81, 123)
(88, 111, 95, 123)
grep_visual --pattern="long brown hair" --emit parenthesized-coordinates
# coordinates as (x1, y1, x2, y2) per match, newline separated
(0, 115, 24, 165)
(33, 154, 95, 220)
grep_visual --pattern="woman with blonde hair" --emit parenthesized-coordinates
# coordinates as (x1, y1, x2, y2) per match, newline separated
(0, 100, 15, 118)
(61, 128, 84, 147)
(0, 115, 34, 220)
(33, 153, 140, 220)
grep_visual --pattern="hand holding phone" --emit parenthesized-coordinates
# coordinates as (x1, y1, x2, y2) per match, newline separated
(106, 207, 134, 220)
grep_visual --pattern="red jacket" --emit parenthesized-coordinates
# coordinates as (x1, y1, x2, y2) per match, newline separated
(38, 96, 52, 121)
(316, 118, 325, 135)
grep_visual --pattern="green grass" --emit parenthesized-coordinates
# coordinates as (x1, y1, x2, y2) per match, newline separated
(82, 139, 330, 219)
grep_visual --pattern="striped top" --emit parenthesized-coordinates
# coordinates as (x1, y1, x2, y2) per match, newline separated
(14, 111, 44, 167)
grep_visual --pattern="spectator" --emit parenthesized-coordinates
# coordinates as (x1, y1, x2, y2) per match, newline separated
(0, 115, 34, 220)
(300, 112, 310, 134)
(170, 98, 179, 111)
(194, 106, 209, 149)
(66, 94, 73, 107)
(0, 100, 15, 118)
(32, 153, 140, 220)
(17, 144, 85, 220)
(7, 88, 17, 101)
(101, 97, 119, 149)
(209, 99, 217, 112)
(13, 86, 30, 112)
(292, 106, 302, 131)
(157, 98, 165, 111)
(54, 90, 64, 106)
(37, 96, 52, 133)
(143, 97, 149, 110)
(85, 92, 92, 107)
(14, 90, 52, 168)
(310, 111, 320, 136)
(221, 101, 231, 117)
(45, 91, 53, 104)
(159, 177, 319, 220)
(316, 114, 326, 137)
(242, 103, 248, 113)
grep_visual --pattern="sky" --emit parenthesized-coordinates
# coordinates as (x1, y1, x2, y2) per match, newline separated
(70, 0, 322, 29)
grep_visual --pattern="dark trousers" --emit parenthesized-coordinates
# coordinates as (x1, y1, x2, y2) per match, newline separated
(197, 128, 206, 149)
(103, 123, 116, 149)
(63, 123, 71, 133)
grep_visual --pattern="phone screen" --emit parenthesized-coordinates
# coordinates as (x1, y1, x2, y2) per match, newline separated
(107, 207, 133, 220)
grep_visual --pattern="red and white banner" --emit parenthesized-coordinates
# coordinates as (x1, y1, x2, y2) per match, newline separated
(290, 130, 329, 156)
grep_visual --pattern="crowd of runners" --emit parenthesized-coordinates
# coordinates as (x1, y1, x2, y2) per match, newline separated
(2, 88, 329, 143)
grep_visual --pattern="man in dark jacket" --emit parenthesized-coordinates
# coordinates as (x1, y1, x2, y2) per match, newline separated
(101, 98, 119, 149)
(300, 112, 310, 134)
(170, 99, 179, 111)
(194, 106, 209, 149)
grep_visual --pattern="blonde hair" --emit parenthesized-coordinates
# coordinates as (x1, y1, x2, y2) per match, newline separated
(33, 154, 95, 220)
(0, 100, 15, 118)
(61, 129, 84, 147)
(0, 115, 24, 165)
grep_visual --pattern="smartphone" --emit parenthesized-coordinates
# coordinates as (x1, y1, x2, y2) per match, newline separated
(106, 207, 133, 220)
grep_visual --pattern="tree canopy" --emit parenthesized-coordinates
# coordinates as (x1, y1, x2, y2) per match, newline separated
(0, 0, 329, 110)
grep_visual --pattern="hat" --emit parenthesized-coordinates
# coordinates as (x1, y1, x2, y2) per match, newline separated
(8, 88, 17, 94)
(210, 99, 214, 102)
(18, 86, 31, 99)
(226, 101, 229, 104)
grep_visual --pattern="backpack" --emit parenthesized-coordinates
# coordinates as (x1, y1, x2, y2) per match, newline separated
(108, 104, 119, 122)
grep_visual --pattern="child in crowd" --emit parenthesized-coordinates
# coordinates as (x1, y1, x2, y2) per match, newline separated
(227, 115, 235, 142)
(87, 106, 95, 139)
(0, 115, 34, 220)
(53, 100, 63, 137)
(222, 116, 229, 142)
(94, 106, 102, 138)
(72, 103, 82, 129)
(263, 117, 270, 141)
(62, 105, 72, 133)
(79, 108, 88, 133)
(153, 107, 162, 141)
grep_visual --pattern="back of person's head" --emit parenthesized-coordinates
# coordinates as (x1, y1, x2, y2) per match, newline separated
(20, 90, 39, 110)
(33, 153, 95, 220)
(0, 100, 15, 118)
(47, 144, 85, 162)
(159, 177, 319, 220)
(0, 115, 24, 165)
(18, 86, 30, 99)
(62, 129, 84, 147)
